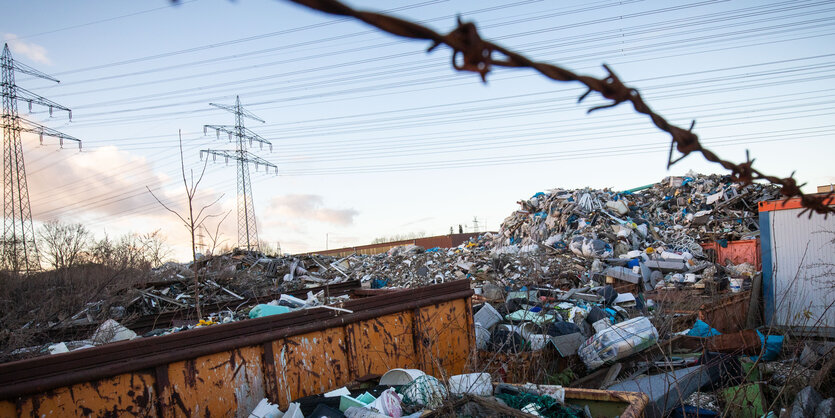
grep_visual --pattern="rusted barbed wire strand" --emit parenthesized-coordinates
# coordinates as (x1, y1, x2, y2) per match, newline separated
(285, 0, 834, 217)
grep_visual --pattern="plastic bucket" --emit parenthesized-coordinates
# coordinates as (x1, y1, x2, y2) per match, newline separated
(729, 278, 743, 292)
(379, 368, 425, 385)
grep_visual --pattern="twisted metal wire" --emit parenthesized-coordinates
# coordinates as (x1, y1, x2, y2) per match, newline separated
(286, 0, 834, 217)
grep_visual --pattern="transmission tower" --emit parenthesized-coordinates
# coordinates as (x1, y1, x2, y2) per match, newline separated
(201, 96, 276, 251)
(1, 44, 80, 272)
(472, 216, 479, 233)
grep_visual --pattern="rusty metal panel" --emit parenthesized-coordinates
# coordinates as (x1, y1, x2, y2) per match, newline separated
(699, 291, 751, 333)
(276, 328, 351, 409)
(347, 311, 417, 377)
(165, 346, 265, 418)
(563, 387, 649, 418)
(701, 239, 761, 270)
(416, 298, 472, 377)
(15, 371, 156, 417)
(0, 400, 14, 417)
(0, 281, 474, 416)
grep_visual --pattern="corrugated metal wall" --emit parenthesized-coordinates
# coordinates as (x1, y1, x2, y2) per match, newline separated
(764, 207, 835, 337)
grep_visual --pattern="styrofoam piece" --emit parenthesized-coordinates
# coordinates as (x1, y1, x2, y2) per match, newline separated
(249, 398, 283, 418)
(379, 368, 425, 386)
(473, 302, 502, 329)
(448, 373, 492, 396)
(613, 293, 636, 306)
(324, 387, 350, 397)
(283, 402, 302, 418)
(48, 342, 69, 355)
(91, 319, 137, 345)
(527, 334, 548, 351)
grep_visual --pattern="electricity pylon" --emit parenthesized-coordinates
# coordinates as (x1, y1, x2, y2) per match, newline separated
(201, 96, 276, 251)
(1, 44, 80, 272)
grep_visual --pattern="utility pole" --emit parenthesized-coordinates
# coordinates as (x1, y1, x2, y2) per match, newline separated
(196, 225, 206, 255)
(1, 44, 80, 272)
(201, 96, 276, 251)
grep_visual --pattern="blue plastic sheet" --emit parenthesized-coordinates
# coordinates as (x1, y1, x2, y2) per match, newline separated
(750, 330, 783, 362)
(249, 304, 290, 318)
(687, 319, 722, 337)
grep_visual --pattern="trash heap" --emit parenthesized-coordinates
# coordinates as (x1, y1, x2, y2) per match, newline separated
(468, 279, 835, 417)
(494, 172, 779, 256)
(249, 369, 600, 418)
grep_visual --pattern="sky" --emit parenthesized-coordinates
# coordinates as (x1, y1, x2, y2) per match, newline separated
(3, 0, 834, 259)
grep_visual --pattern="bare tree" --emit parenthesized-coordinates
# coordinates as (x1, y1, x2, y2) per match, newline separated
(147, 131, 224, 319)
(203, 210, 232, 257)
(37, 221, 90, 271)
(137, 230, 172, 268)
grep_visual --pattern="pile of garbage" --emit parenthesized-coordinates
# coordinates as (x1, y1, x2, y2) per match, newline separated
(467, 279, 835, 417)
(494, 172, 779, 256)
(250, 368, 600, 418)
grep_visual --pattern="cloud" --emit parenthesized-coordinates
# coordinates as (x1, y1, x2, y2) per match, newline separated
(265, 194, 358, 226)
(4, 34, 51, 65)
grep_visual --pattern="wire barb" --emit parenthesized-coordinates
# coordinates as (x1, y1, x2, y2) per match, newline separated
(281, 0, 832, 216)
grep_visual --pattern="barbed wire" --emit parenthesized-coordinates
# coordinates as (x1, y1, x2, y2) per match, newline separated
(284, 0, 833, 217)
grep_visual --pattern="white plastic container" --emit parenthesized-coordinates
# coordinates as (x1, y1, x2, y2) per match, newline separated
(729, 278, 744, 293)
(578, 316, 658, 370)
(379, 368, 425, 386)
(527, 334, 548, 351)
(448, 373, 492, 396)
(473, 302, 502, 330)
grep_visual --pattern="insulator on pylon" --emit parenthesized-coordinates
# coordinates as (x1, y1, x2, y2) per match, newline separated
(216, 129, 220, 140)
(28, 101, 32, 112)
(204, 126, 208, 135)
(213, 154, 217, 162)
(39, 132, 43, 145)
(68, 110, 72, 121)
(269, 144, 273, 152)
(255, 163, 259, 171)
(49, 106, 53, 117)
(228, 133, 233, 142)
(249, 138, 253, 147)
(225, 157, 229, 164)
(59, 138, 64, 148)
(78, 142, 82, 151)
